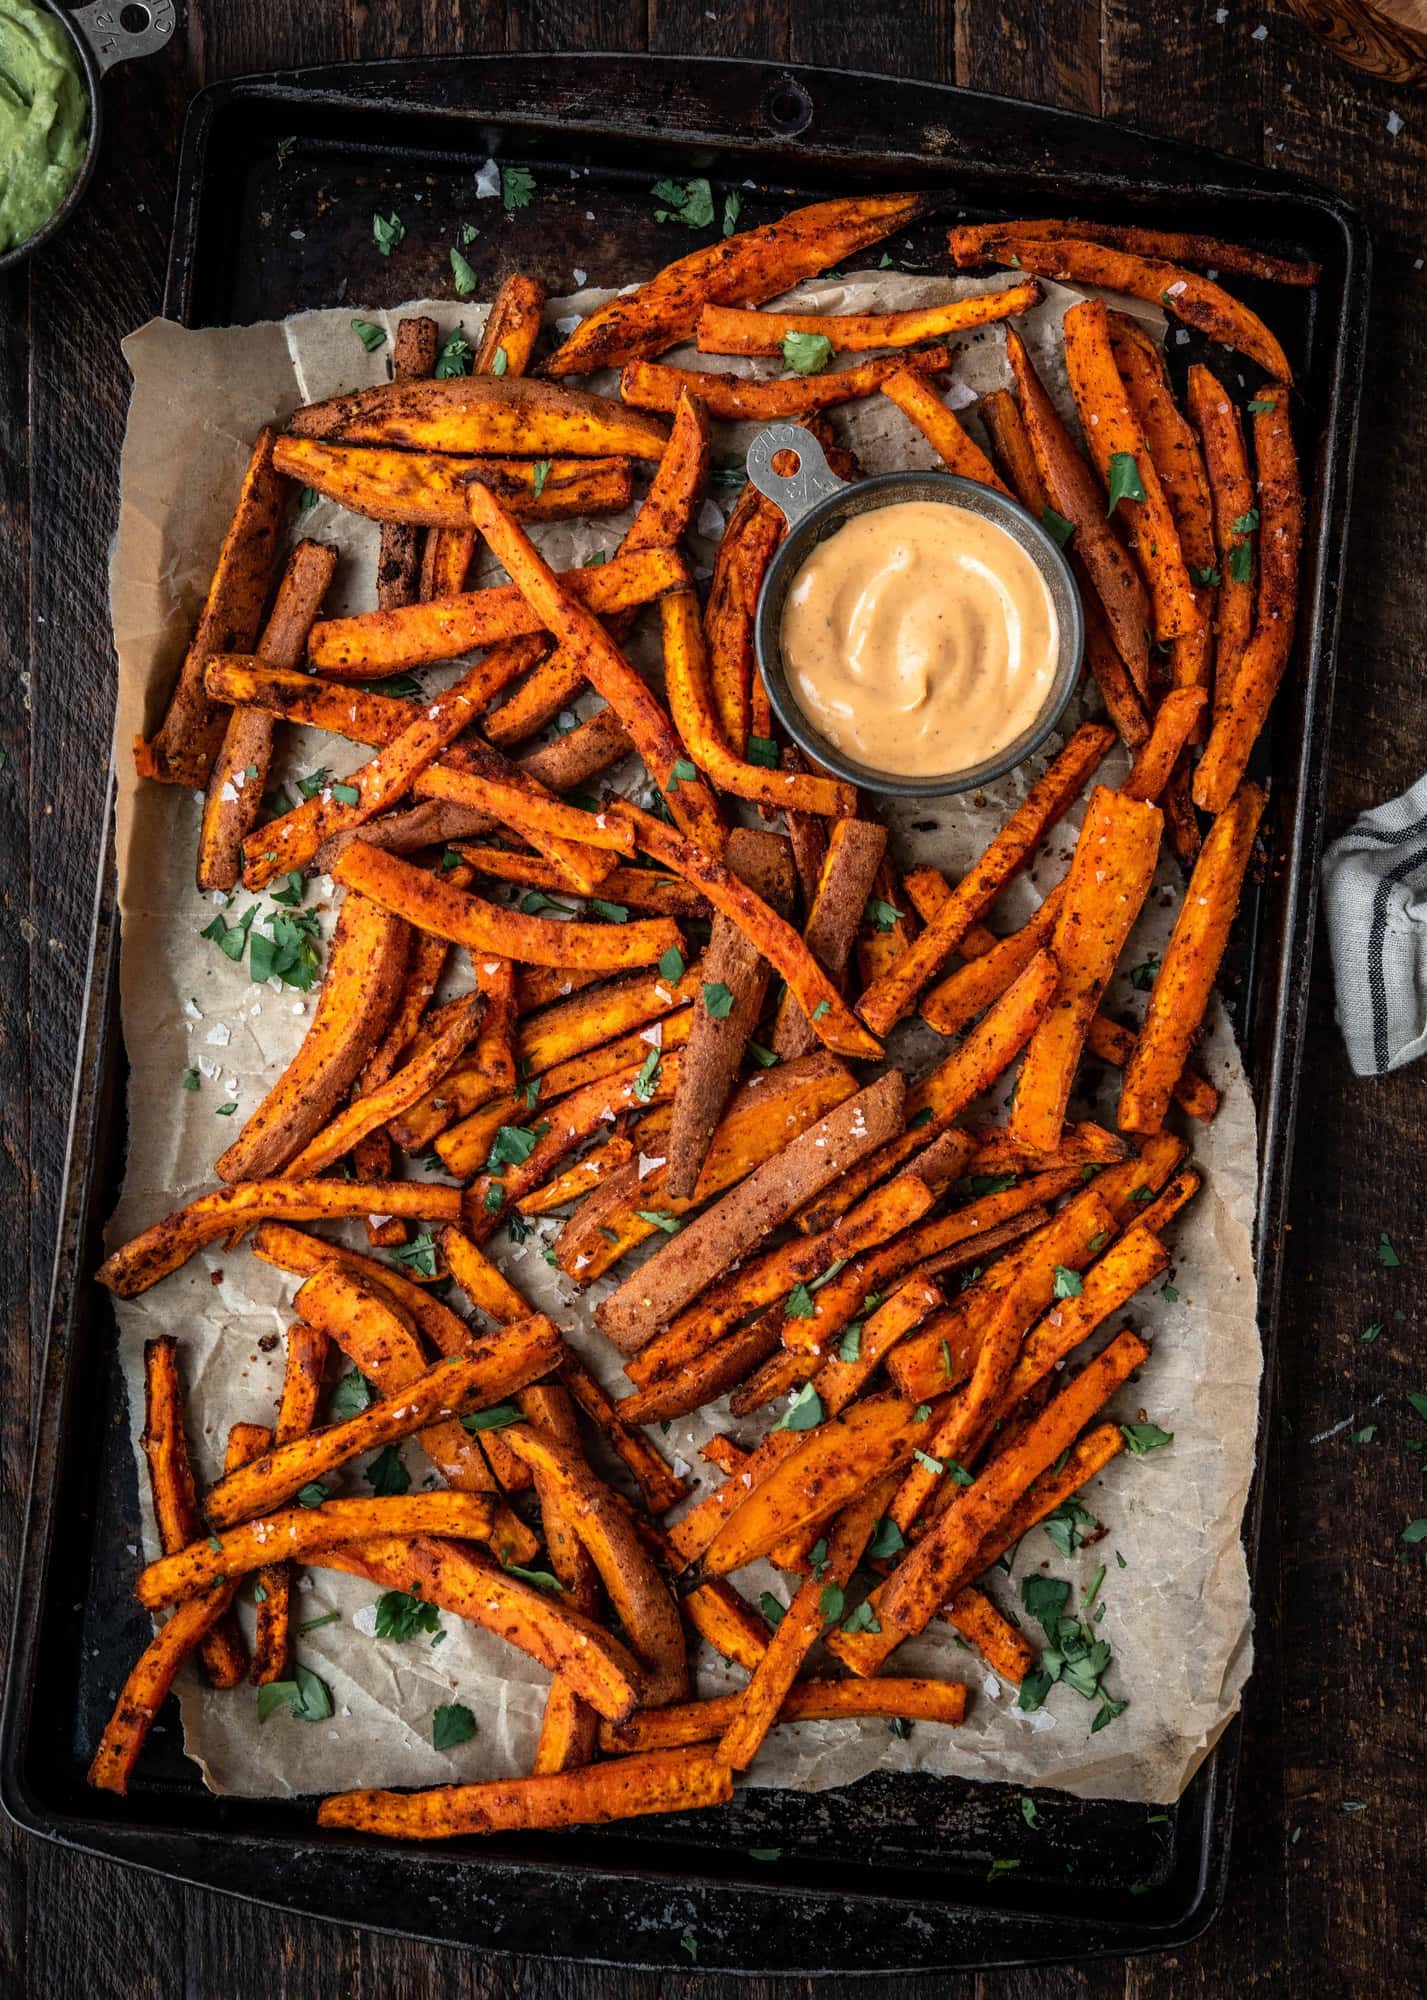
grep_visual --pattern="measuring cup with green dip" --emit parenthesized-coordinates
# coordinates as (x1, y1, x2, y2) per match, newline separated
(0, 0, 175, 268)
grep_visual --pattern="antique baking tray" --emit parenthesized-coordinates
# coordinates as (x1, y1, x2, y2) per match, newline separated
(1, 54, 1368, 1977)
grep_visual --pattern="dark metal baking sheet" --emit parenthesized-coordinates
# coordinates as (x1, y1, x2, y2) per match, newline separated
(1, 52, 1369, 1977)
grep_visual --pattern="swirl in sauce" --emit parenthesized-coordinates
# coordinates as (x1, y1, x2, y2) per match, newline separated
(780, 500, 1059, 779)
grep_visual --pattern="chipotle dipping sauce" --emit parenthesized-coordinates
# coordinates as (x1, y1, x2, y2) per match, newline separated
(780, 499, 1059, 779)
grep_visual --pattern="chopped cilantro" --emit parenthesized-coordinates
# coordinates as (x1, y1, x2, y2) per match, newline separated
(635, 1209, 683, 1234)
(758, 1591, 786, 1630)
(1040, 505, 1075, 548)
(747, 1041, 779, 1068)
(450, 247, 478, 297)
(652, 177, 714, 229)
(782, 330, 833, 376)
(841, 1600, 881, 1635)
(351, 319, 387, 353)
(1106, 451, 1146, 511)
(501, 165, 535, 210)
(432, 1701, 477, 1750)
(1052, 1265, 1084, 1300)
(867, 1515, 904, 1560)
(328, 1371, 372, 1421)
(364, 1444, 410, 1496)
(785, 1282, 815, 1319)
(257, 1664, 333, 1723)
(435, 331, 473, 378)
(1378, 1231, 1403, 1267)
(864, 897, 903, 934)
(486, 1124, 541, 1173)
(838, 1322, 863, 1363)
(374, 1590, 441, 1642)
(665, 755, 699, 793)
(633, 1046, 661, 1103)
(658, 943, 686, 982)
(746, 734, 778, 768)
(295, 1481, 329, 1508)
(818, 1581, 846, 1624)
(772, 1382, 823, 1432)
(181, 1068, 200, 1091)
(702, 980, 735, 1018)
(722, 191, 742, 236)
(388, 1231, 439, 1278)
(372, 210, 404, 256)
(461, 1403, 523, 1432)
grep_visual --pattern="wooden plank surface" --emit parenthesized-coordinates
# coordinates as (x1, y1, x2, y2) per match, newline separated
(1, 3, 1423, 1995)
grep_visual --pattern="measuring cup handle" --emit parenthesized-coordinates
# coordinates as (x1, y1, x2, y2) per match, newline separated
(71, 0, 177, 75)
(745, 423, 850, 527)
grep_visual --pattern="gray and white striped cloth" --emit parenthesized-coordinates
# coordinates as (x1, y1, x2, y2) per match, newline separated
(1322, 771, 1427, 1077)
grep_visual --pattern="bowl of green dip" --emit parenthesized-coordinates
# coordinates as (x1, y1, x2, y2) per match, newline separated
(0, 0, 175, 268)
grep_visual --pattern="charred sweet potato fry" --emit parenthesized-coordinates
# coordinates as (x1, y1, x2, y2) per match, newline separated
(135, 427, 288, 788)
(596, 1071, 904, 1353)
(978, 386, 1050, 516)
(1120, 779, 1267, 1131)
(198, 538, 339, 892)
(137, 1492, 498, 1607)
(829, 1331, 1150, 1674)
(332, 843, 680, 972)
(949, 217, 1320, 287)
(318, 1745, 732, 1838)
(1193, 391, 1303, 813)
(1009, 788, 1163, 1155)
(204, 1326, 560, 1531)
(307, 547, 689, 677)
(485, 386, 712, 748)
(314, 1534, 643, 1722)
(771, 818, 888, 1060)
(544, 190, 935, 375)
(665, 826, 795, 1202)
(141, 1338, 247, 1687)
(289, 371, 670, 458)
(881, 367, 1010, 491)
(273, 437, 633, 528)
(1005, 328, 1151, 694)
(621, 344, 951, 422)
(1062, 299, 1199, 643)
(88, 1423, 270, 1794)
(376, 316, 440, 610)
(697, 281, 1040, 356)
(662, 589, 855, 817)
(1187, 363, 1256, 725)
(214, 893, 407, 1180)
(249, 1319, 330, 1681)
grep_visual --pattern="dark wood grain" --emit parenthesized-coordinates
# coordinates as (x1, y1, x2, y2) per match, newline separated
(3, 4, 1424, 1996)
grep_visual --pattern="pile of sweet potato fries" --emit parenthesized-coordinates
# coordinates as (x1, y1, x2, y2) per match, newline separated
(91, 190, 1309, 1840)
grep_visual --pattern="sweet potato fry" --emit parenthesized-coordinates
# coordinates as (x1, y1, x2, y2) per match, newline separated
(881, 367, 1009, 491)
(661, 588, 855, 817)
(628, 1172, 936, 1389)
(198, 538, 339, 892)
(244, 638, 548, 884)
(502, 1427, 687, 1704)
(811, 1278, 945, 1417)
(318, 1745, 732, 1839)
(704, 472, 785, 753)
(944, 1421, 1125, 1596)
(1009, 788, 1163, 1154)
(485, 386, 712, 747)
(274, 441, 632, 528)
(1187, 363, 1256, 725)
(290, 371, 670, 458)
(136, 427, 288, 788)
(412, 764, 635, 855)
(455, 1049, 683, 1236)
(250, 1223, 469, 1350)
(949, 217, 1320, 287)
(556, 1052, 857, 1282)
(454, 849, 708, 917)
(282, 991, 485, 1180)
(665, 826, 795, 1202)
(621, 345, 951, 422)
(991, 1223, 1169, 1426)
(137, 1492, 497, 1607)
(533, 1680, 601, 1776)
(464, 484, 726, 850)
(1120, 779, 1266, 1131)
(557, 1348, 687, 1515)
(603, 1675, 966, 1755)
(1062, 299, 1199, 643)
(141, 1338, 247, 1687)
(596, 1072, 904, 1354)
(1193, 391, 1303, 812)
(1081, 598, 1150, 750)
(1109, 315, 1217, 735)
(619, 1314, 785, 1423)
(203, 656, 417, 747)
(1005, 327, 1151, 693)
(717, 1469, 901, 1768)
(332, 843, 679, 971)
(88, 1423, 269, 1794)
(376, 316, 440, 611)
(307, 546, 689, 677)
(682, 1580, 771, 1671)
(350, 912, 459, 1229)
(694, 1393, 944, 1580)
(213, 896, 408, 1183)
(518, 1138, 636, 1215)
(628, 807, 881, 1057)
(697, 281, 1039, 357)
(545, 190, 935, 375)
(962, 236, 1293, 380)
(855, 723, 1113, 1037)
(315, 1534, 643, 1722)
(942, 1588, 1034, 1683)
(249, 1318, 329, 1681)
(978, 387, 1050, 516)
(1085, 1013, 1219, 1120)
(205, 1325, 561, 1531)
(517, 1387, 602, 1695)
(830, 1330, 1150, 1673)
(771, 819, 888, 1060)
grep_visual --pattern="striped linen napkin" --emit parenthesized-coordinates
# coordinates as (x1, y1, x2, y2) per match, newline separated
(1322, 771, 1427, 1076)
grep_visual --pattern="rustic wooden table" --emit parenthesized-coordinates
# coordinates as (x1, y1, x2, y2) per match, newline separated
(2, 4, 1422, 1995)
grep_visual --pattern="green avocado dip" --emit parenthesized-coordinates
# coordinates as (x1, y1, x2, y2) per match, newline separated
(0, 0, 89, 254)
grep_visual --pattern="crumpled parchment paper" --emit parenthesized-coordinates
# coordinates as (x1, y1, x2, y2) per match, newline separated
(104, 271, 1258, 1805)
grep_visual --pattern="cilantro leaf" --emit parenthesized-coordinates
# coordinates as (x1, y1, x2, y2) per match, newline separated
(450, 247, 478, 297)
(374, 1590, 442, 1642)
(838, 1322, 863, 1363)
(785, 1282, 815, 1319)
(1229, 540, 1253, 584)
(722, 191, 742, 236)
(665, 755, 698, 793)
(435, 332, 473, 379)
(782, 330, 833, 376)
(758, 1590, 786, 1630)
(364, 1444, 410, 1496)
(747, 1041, 779, 1069)
(502, 165, 536, 210)
(659, 944, 685, 982)
(635, 1209, 683, 1234)
(257, 1664, 333, 1723)
(1106, 451, 1146, 511)
(328, 1371, 372, 1422)
(841, 1600, 881, 1635)
(864, 897, 903, 934)
(432, 1701, 477, 1750)
(501, 1561, 562, 1594)
(819, 1581, 846, 1625)
(351, 318, 387, 353)
(633, 1046, 661, 1103)
(1120, 1420, 1174, 1455)
(372, 211, 404, 256)
(746, 734, 778, 768)
(1040, 505, 1075, 548)
(1052, 1265, 1084, 1300)
(1378, 1231, 1403, 1268)
(772, 1382, 823, 1432)
(652, 177, 715, 229)
(485, 1124, 541, 1173)
(701, 980, 735, 1018)
(388, 1230, 439, 1278)
(461, 1403, 524, 1432)
(295, 1481, 329, 1508)
(867, 1515, 904, 1560)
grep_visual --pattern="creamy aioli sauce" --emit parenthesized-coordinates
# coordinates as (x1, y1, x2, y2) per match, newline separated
(780, 500, 1059, 779)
